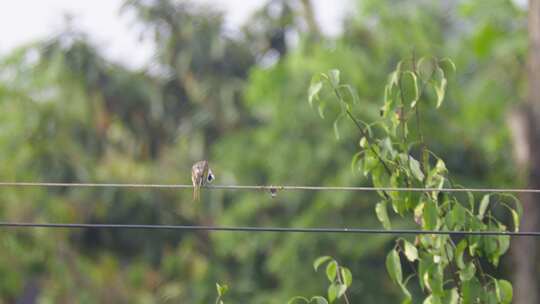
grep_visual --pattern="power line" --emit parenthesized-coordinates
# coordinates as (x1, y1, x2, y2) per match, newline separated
(0, 222, 537, 236)
(0, 182, 538, 193)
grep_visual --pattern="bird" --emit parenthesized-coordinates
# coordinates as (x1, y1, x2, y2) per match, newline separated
(191, 160, 215, 201)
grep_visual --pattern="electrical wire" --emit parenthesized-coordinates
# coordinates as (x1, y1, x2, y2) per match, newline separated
(0, 182, 538, 193)
(0, 182, 532, 235)
(0, 222, 537, 236)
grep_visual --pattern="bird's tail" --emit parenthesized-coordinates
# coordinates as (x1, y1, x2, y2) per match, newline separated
(193, 186, 200, 202)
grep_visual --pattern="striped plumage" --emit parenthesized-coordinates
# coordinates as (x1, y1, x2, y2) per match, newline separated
(191, 160, 215, 201)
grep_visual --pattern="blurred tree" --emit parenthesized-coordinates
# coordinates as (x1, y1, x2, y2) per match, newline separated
(123, 0, 257, 155)
(510, 0, 540, 303)
(0, 0, 530, 302)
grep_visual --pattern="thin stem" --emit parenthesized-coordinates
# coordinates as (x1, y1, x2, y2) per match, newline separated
(328, 80, 393, 179)
(413, 56, 438, 174)
(411, 51, 421, 141)
(343, 108, 394, 201)
(336, 266, 351, 304)
(398, 81, 408, 149)
(445, 241, 461, 290)
(414, 98, 424, 158)
(415, 104, 424, 145)
(329, 81, 396, 203)
(473, 257, 489, 290)
(345, 108, 393, 176)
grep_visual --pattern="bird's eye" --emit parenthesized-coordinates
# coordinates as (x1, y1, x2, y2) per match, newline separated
(207, 174, 214, 181)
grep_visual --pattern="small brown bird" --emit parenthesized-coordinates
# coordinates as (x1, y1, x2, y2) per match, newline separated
(191, 160, 215, 201)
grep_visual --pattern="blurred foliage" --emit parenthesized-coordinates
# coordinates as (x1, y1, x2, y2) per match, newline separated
(0, 0, 527, 303)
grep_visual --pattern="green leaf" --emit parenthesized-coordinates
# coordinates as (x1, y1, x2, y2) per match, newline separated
(435, 159, 447, 174)
(336, 284, 347, 298)
(382, 84, 396, 117)
(340, 84, 359, 105)
(400, 71, 419, 107)
(313, 256, 332, 271)
(381, 137, 395, 157)
(455, 239, 467, 269)
(447, 203, 466, 230)
(317, 103, 326, 118)
(363, 150, 378, 176)
(359, 136, 368, 148)
(500, 195, 522, 232)
(376, 201, 392, 229)
(438, 58, 456, 77)
(418, 257, 429, 291)
(327, 283, 338, 303)
(485, 293, 498, 304)
(428, 263, 444, 295)
(386, 249, 403, 284)
(442, 288, 459, 304)
(310, 296, 329, 304)
(462, 277, 482, 304)
(328, 69, 340, 87)
(422, 295, 440, 304)
(409, 155, 425, 181)
(373, 165, 391, 193)
(308, 79, 323, 106)
(216, 283, 228, 296)
(498, 234, 510, 256)
(487, 238, 503, 258)
(351, 152, 363, 173)
(414, 203, 424, 227)
(403, 240, 418, 262)
(399, 282, 412, 303)
(389, 71, 400, 88)
(497, 280, 513, 304)
(467, 217, 486, 256)
(326, 261, 338, 282)
(389, 61, 403, 87)
(443, 242, 454, 265)
(433, 67, 447, 108)
(423, 200, 438, 230)
(459, 262, 476, 281)
(494, 279, 502, 301)
(288, 296, 309, 304)
(340, 267, 353, 287)
(478, 194, 490, 220)
(511, 209, 520, 232)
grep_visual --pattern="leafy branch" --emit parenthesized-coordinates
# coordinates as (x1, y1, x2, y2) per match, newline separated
(289, 256, 353, 304)
(308, 56, 520, 303)
(215, 283, 229, 304)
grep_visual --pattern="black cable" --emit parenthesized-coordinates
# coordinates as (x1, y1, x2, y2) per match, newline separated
(0, 222, 537, 236)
